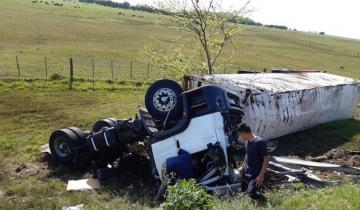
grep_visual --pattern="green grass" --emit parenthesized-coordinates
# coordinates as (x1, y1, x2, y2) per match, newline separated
(0, 0, 359, 209)
(216, 183, 360, 210)
(0, 86, 148, 209)
(273, 119, 360, 156)
(0, 77, 149, 91)
(0, 80, 359, 209)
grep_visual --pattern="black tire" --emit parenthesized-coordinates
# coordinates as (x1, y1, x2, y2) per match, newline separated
(107, 118, 117, 124)
(92, 118, 117, 132)
(145, 80, 183, 121)
(49, 128, 81, 164)
(68, 127, 87, 142)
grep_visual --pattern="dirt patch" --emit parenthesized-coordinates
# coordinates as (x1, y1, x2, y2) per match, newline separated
(13, 161, 49, 177)
(308, 149, 360, 167)
(347, 155, 360, 167)
(311, 169, 352, 182)
(102, 153, 156, 203)
(42, 152, 156, 205)
(15, 163, 27, 174)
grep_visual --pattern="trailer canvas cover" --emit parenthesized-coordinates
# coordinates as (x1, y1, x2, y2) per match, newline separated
(188, 73, 360, 139)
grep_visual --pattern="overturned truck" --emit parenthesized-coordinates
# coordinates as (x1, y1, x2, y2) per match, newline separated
(48, 71, 360, 191)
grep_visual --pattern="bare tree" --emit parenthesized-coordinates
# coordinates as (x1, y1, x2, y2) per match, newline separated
(157, 0, 252, 74)
(140, 42, 200, 79)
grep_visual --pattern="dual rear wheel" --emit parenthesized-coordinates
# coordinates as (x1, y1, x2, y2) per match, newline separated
(49, 80, 184, 163)
(49, 128, 86, 163)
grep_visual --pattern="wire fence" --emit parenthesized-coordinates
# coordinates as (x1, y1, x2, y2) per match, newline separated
(0, 56, 162, 82)
(271, 34, 360, 58)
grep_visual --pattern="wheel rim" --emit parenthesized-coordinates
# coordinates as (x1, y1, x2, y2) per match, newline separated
(152, 88, 177, 112)
(54, 137, 71, 158)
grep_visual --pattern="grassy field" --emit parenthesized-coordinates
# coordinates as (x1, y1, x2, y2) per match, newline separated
(0, 0, 359, 209)
(0, 0, 360, 80)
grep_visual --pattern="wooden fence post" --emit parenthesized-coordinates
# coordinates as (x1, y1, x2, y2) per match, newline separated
(44, 57, 48, 78)
(110, 60, 114, 89)
(147, 63, 150, 79)
(16, 55, 20, 77)
(69, 58, 73, 90)
(92, 58, 95, 90)
(130, 61, 133, 80)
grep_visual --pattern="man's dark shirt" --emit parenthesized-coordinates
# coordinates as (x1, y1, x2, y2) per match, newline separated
(245, 136, 268, 178)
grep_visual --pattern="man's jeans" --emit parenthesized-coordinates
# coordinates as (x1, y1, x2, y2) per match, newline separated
(240, 172, 264, 200)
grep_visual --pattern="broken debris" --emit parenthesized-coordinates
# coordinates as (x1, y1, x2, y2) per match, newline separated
(268, 155, 360, 187)
(40, 143, 51, 154)
(66, 178, 100, 191)
(271, 156, 360, 174)
(62, 204, 84, 210)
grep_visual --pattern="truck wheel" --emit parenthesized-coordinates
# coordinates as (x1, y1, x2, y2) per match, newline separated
(92, 118, 117, 132)
(68, 127, 87, 142)
(145, 80, 183, 121)
(49, 128, 81, 164)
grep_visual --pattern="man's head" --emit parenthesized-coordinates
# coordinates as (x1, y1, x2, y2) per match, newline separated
(237, 124, 253, 141)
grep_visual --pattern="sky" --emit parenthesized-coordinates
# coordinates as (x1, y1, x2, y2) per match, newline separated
(114, 0, 360, 40)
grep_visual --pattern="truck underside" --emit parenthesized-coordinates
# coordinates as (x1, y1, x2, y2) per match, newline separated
(49, 80, 246, 192)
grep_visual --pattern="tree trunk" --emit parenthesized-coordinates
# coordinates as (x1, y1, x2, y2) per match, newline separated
(202, 31, 213, 74)
(205, 48, 213, 74)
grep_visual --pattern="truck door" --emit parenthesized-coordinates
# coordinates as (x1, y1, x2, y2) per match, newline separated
(151, 136, 177, 178)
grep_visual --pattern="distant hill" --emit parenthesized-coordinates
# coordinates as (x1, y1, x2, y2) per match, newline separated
(79, 0, 292, 30)
(0, 0, 359, 79)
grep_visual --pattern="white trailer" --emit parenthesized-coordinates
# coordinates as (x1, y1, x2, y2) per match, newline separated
(187, 72, 360, 139)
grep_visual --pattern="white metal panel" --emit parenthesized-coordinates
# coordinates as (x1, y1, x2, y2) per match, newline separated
(151, 136, 176, 178)
(212, 112, 229, 175)
(189, 73, 360, 140)
(151, 112, 227, 176)
(190, 73, 359, 94)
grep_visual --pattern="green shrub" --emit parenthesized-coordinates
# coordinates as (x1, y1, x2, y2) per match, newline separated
(162, 179, 214, 210)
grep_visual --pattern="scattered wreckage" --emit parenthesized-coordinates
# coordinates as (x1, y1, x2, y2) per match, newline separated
(46, 71, 360, 194)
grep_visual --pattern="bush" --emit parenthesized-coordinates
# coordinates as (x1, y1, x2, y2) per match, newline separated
(162, 179, 214, 210)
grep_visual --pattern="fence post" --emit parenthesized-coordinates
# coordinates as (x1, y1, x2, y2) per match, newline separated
(110, 60, 114, 89)
(92, 58, 95, 90)
(16, 55, 20, 77)
(147, 63, 150, 79)
(44, 57, 48, 78)
(69, 58, 73, 90)
(130, 61, 133, 80)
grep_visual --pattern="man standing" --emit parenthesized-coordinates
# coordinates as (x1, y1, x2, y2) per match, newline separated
(238, 124, 269, 200)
